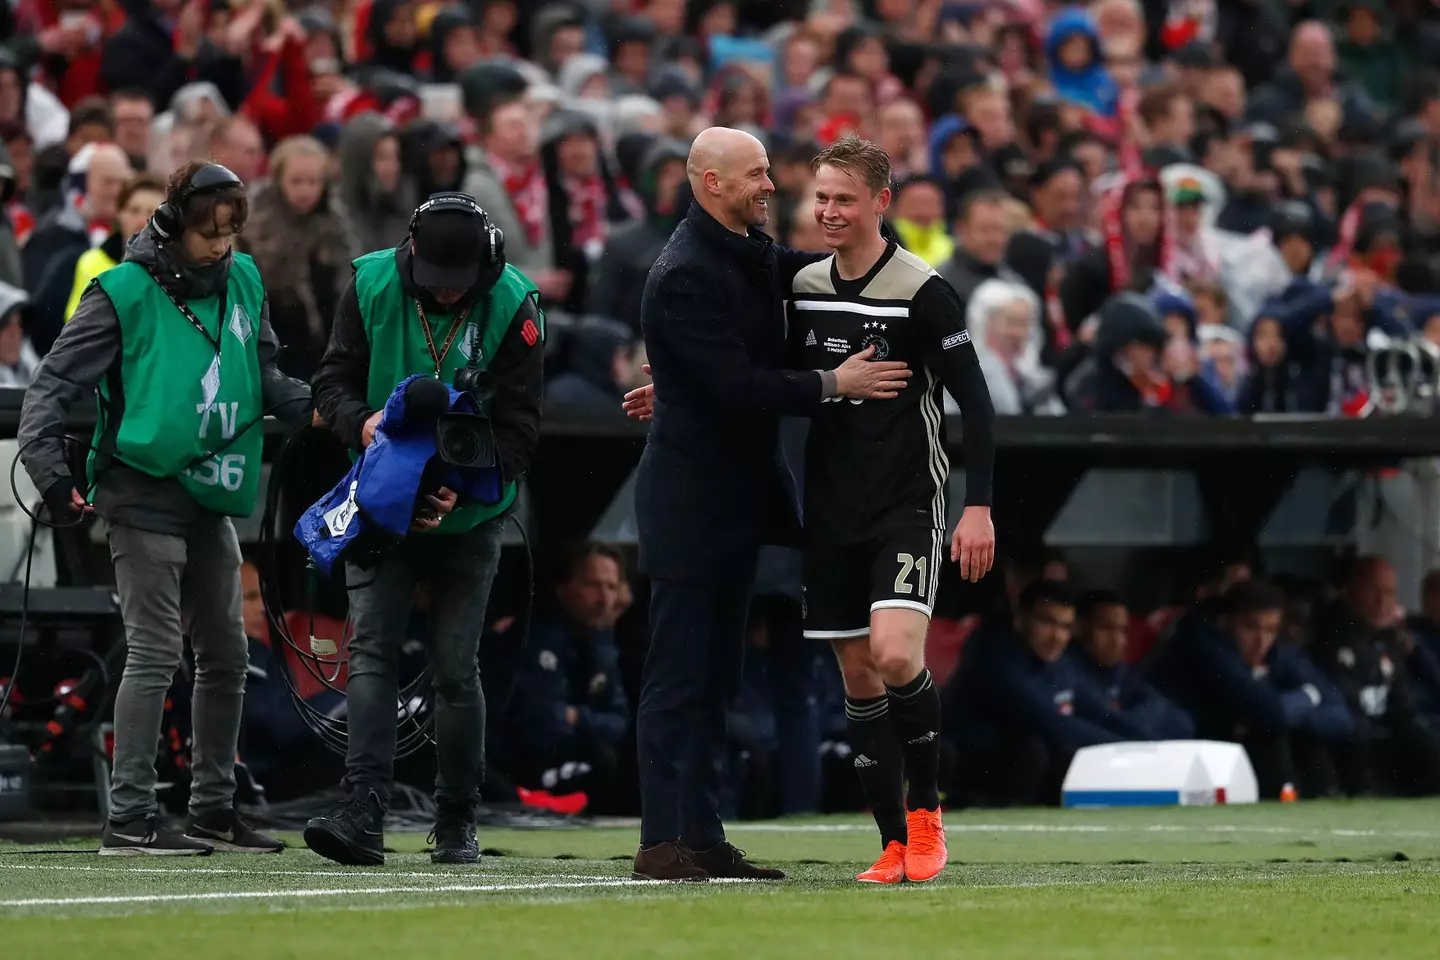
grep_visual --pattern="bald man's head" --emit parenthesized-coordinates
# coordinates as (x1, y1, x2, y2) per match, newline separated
(1345, 555, 1397, 629)
(86, 144, 134, 224)
(686, 126, 774, 233)
(1290, 21, 1335, 90)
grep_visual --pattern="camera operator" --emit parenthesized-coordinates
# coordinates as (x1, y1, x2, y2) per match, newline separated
(17, 161, 310, 855)
(307, 193, 543, 866)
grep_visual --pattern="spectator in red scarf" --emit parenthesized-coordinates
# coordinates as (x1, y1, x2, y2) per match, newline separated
(1061, 178, 1164, 332)
(540, 109, 637, 315)
(463, 94, 574, 304)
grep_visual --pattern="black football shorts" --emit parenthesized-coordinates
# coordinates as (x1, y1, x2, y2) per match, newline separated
(802, 528, 944, 640)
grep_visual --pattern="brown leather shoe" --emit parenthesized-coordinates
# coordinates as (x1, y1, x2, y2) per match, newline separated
(688, 841, 786, 880)
(632, 841, 710, 882)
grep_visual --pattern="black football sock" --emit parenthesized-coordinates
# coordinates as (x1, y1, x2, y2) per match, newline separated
(887, 668, 942, 812)
(845, 694, 908, 848)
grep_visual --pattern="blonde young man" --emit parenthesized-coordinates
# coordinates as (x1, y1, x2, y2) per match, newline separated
(790, 135, 997, 883)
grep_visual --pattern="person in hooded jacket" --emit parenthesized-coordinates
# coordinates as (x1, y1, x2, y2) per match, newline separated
(1060, 178, 1166, 334)
(403, 121, 467, 198)
(1236, 305, 1323, 413)
(541, 109, 636, 316)
(17, 161, 310, 855)
(359, 0, 421, 75)
(336, 112, 416, 253)
(588, 137, 689, 333)
(1044, 9, 1119, 118)
(546, 317, 637, 408)
(426, 6, 480, 83)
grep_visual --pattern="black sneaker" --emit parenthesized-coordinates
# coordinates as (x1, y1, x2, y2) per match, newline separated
(183, 809, 285, 854)
(303, 787, 386, 866)
(100, 815, 214, 857)
(429, 806, 479, 865)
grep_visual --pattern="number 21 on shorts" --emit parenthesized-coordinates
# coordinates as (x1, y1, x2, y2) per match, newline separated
(895, 552, 928, 596)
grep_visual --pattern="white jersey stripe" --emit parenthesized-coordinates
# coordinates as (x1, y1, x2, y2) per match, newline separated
(918, 367, 948, 531)
(792, 300, 911, 317)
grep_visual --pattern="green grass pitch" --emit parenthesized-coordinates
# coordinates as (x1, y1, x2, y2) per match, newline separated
(4, 800, 1440, 958)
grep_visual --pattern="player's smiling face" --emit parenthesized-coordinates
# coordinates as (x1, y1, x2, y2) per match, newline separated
(813, 163, 889, 252)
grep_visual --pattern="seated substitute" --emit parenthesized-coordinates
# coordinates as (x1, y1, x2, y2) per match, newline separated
(946, 580, 1151, 807)
(1069, 589, 1194, 741)
(492, 542, 630, 812)
(1148, 579, 1355, 799)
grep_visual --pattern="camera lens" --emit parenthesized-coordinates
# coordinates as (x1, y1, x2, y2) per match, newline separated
(441, 426, 479, 466)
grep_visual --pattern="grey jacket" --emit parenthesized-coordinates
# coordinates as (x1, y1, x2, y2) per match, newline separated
(461, 149, 554, 276)
(17, 228, 311, 536)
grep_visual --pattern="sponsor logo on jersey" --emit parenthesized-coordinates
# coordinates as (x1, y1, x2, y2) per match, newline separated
(805, 329, 818, 346)
(941, 330, 971, 350)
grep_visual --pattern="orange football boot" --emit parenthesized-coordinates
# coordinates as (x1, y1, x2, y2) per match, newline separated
(857, 840, 907, 884)
(903, 808, 948, 882)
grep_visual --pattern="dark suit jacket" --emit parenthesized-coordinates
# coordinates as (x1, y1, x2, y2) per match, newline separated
(636, 202, 825, 584)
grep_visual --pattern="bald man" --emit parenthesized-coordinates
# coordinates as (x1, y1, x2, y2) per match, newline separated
(1311, 556, 1440, 796)
(1247, 20, 1375, 132)
(25, 143, 134, 354)
(627, 127, 905, 881)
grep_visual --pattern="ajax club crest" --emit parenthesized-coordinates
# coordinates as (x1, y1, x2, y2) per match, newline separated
(859, 321, 890, 360)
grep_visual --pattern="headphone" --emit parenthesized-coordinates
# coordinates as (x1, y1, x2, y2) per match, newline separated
(151, 163, 244, 241)
(409, 192, 505, 273)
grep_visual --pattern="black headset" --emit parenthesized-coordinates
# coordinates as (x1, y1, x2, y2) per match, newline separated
(150, 163, 244, 241)
(409, 192, 506, 273)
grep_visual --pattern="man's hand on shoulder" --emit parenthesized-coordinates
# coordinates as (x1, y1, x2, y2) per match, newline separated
(952, 505, 995, 583)
(833, 345, 912, 399)
(622, 363, 654, 421)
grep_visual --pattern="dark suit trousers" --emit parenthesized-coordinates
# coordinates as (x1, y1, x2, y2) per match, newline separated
(637, 578, 750, 847)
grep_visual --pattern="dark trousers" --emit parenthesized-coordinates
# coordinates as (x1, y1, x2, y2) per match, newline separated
(764, 598, 822, 814)
(342, 520, 503, 810)
(637, 578, 750, 847)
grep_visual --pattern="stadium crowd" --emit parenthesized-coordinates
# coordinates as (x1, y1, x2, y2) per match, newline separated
(5, 0, 1440, 816)
(0, 0, 1439, 412)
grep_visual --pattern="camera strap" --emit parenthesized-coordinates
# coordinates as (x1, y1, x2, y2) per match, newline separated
(144, 262, 226, 357)
(414, 298, 473, 378)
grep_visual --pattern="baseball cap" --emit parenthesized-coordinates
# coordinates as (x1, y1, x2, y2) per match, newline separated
(1170, 176, 1206, 206)
(412, 208, 486, 290)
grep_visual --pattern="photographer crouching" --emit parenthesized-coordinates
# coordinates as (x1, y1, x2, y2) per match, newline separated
(306, 193, 543, 866)
(17, 162, 310, 855)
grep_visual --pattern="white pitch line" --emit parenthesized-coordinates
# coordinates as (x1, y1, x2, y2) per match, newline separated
(0, 878, 650, 908)
(0, 866, 1407, 911)
(0, 863, 622, 880)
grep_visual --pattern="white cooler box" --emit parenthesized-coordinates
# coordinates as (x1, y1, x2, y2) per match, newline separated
(1060, 740, 1259, 808)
